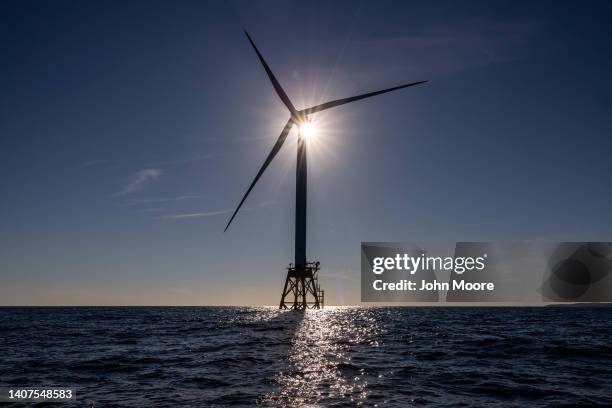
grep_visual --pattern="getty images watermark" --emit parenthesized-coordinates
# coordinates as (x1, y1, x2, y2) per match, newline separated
(371, 251, 492, 292)
(361, 242, 612, 303)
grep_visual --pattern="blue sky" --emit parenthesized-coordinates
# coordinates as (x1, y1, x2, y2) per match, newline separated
(1, 0, 611, 305)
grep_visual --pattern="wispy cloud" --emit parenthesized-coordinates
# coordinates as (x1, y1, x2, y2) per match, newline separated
(116, 168, 163, 196)
(123, 195, 201, 206)
(159, 201, 275, 220)
(160, 208, 233, 219)
(344, 18, 540, 79)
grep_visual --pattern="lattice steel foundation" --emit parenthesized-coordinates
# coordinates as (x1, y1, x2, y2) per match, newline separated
(279, 262, 324, 309)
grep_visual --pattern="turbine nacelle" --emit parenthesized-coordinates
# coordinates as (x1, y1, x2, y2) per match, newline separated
(289, 112, 310, 126)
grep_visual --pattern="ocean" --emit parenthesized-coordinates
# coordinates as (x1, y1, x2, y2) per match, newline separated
(1, 307, 611, 407)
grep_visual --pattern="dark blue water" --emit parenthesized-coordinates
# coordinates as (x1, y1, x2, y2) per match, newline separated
(1, 307, 611, 407)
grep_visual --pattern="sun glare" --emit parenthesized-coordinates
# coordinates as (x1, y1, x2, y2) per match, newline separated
(300, 121, 316, 140)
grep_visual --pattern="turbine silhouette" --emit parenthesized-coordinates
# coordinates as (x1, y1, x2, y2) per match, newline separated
(225, 30, 427, 309)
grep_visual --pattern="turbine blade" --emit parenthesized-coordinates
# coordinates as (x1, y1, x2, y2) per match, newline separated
(244, 30, 297, 115)
(302, 80, 427, 115)
(224, 119, 294, 232)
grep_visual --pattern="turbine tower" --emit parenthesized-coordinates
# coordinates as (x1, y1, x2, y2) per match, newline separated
(224, 31, 426, 310)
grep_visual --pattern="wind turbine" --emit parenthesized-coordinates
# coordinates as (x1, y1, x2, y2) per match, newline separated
(225, 30, 427, 309)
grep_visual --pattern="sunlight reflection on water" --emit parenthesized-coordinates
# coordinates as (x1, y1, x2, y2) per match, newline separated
(263, 307, 384, 406)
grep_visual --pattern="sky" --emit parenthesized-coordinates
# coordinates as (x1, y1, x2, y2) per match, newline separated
(1, 0, 612, 305)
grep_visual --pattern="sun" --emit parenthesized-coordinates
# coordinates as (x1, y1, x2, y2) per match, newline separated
(299, 121, 316, 140)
